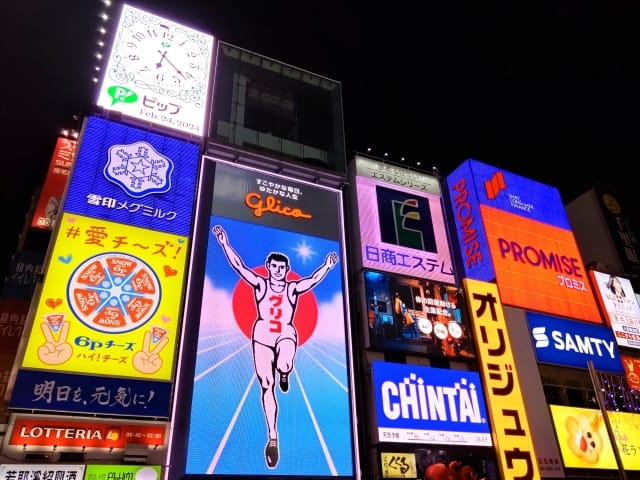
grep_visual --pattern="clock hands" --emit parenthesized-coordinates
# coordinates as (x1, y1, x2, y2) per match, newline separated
(156, 50, 187, 80)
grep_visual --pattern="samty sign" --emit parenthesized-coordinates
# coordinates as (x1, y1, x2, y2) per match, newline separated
(446, 159, 601, 323)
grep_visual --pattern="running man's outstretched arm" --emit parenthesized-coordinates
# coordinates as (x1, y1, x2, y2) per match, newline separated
(212, 225, 261, 287)
(294, 252, 339, 294)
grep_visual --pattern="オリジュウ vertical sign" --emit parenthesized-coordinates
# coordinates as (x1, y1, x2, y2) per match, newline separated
(463, 278, 541, 480)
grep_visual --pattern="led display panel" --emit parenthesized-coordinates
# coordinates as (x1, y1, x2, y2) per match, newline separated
(526, 311, 624, 373)
(182, 158, 357, 477)
(591, 270, 640, 349)
(10, 213, 187, 417)
(64, 116, 200, 236)
(363, 269, 475, 359)
(621, 354, 640, 390)
(448, 159, 601, 323)
(85, 465, 161, 480)
(380, 451, 417, 478)
(96, 4, 214, 137)
(31, 137, 76, 230)
(0, 464, 85, 480)
(463, 278, 541, 480)
(372, 360, 491, 446)
(1, 413, 167, 465)
(549, 405, 640, 470)
(350, 156, 454, 283)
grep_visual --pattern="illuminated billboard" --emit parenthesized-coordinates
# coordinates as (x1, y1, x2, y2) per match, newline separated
(372, 360, 491, 446)
(526, 311, 624, 373)
(621, 354, 640, 390)
(1, 413, 167, 465)
(363, 269, 475, 359)
(591, 270, 640, 349)
(448, 159, 601, 323)
(96, 4, 214, 137)
(85, 465, 161, 480)
(380, 447, 496, 480)
(549, 405, 640, 470)
(0, 464, 85, 480)
(464, 278, 541, 480)
(349, 155, 454, 283)
(31, 137, 76, 230)
(64, 116, 200, 236)
(10, 213, 187, 417)
(180, 158, 357, 477)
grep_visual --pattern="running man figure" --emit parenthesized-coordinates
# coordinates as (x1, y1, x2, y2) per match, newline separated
(213, 225, 339, 468)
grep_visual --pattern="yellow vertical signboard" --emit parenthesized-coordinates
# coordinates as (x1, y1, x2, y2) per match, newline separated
(463, 278, 541, 480)
(21, 213, 187, 381)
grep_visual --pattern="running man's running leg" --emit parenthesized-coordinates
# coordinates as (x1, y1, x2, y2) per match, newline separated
(254, 342, 279, 467)
(276, 338, 296, 393)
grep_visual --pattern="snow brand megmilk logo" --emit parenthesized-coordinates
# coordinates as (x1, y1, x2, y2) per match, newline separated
(104, 141, 174, 198)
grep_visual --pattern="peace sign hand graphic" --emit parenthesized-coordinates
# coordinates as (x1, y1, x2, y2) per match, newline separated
(132, 330, 169, 374)
(38, 321, 72, 365)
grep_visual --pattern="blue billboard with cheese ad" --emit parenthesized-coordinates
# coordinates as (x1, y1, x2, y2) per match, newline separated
(371, 360, 492, 447)
(526, 311, 624, 374)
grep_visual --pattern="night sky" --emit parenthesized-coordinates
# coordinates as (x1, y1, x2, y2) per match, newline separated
(3, 0, 640, 278)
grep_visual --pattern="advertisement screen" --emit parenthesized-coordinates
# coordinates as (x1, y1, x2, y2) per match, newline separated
(85, 465, 161, 480)
(591, 270, 640, 349)
(9, 213, 187, 417)
(372, 361, 491, 446)
(184, 159, 356, 477)
(64, 116, 200, 236)
(448, 159, 601, 323)
(0, 464, 85, 480)
(352, 157, 454, 283)
(31, 137, 76, 230)
(96, 4, 214, 137)
(621, 354, 640, 390)
(19, 213, 185, 380)
(363, 270, 475, 359)
(463, 278, 541, 480)
(526, 311, 623, 373)
(380, 451, 417, 478)
(548, 404, 637, 470)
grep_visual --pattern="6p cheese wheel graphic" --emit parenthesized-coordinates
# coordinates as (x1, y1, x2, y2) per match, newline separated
(68, 252, 161, 333)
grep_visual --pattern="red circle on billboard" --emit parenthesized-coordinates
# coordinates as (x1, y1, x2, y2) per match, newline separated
(231, 266, 318, 346)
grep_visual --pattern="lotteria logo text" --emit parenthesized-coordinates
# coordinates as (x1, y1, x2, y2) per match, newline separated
(532, 327, 616, 358)
(18, 426, 105, 440)
(380, 372, 484, 424)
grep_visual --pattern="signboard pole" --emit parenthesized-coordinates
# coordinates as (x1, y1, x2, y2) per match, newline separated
(587, 360, 627, 480)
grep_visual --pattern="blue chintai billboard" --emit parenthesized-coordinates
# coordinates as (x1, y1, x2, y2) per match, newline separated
(372, 360, 492, 446)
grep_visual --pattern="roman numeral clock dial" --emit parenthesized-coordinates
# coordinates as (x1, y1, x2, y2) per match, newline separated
(98, 5, 214, 136)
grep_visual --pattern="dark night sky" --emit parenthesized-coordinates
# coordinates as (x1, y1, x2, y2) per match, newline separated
(3, 0, 640, 276)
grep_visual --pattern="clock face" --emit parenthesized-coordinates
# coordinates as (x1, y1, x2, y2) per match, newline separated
(97, 4, 214, 137)
(116, 7, 208, 94)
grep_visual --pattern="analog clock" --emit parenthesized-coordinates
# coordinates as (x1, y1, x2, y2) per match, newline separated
(98, 4, 214, 136)
(112, 5, 210, 100)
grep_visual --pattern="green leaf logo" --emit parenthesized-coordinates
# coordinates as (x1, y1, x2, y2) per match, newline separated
(107, 86, 138, 106)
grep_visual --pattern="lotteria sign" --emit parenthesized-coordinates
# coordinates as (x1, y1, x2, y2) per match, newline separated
(446, 159, 601, 323)
(371, 360, 492, 446)
(526, 312, 624, 374)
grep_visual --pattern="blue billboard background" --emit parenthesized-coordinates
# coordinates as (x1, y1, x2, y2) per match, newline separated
(64, 116, 200, 236)
(526, 311, 624, 373)
(372, 360, 491, 444)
